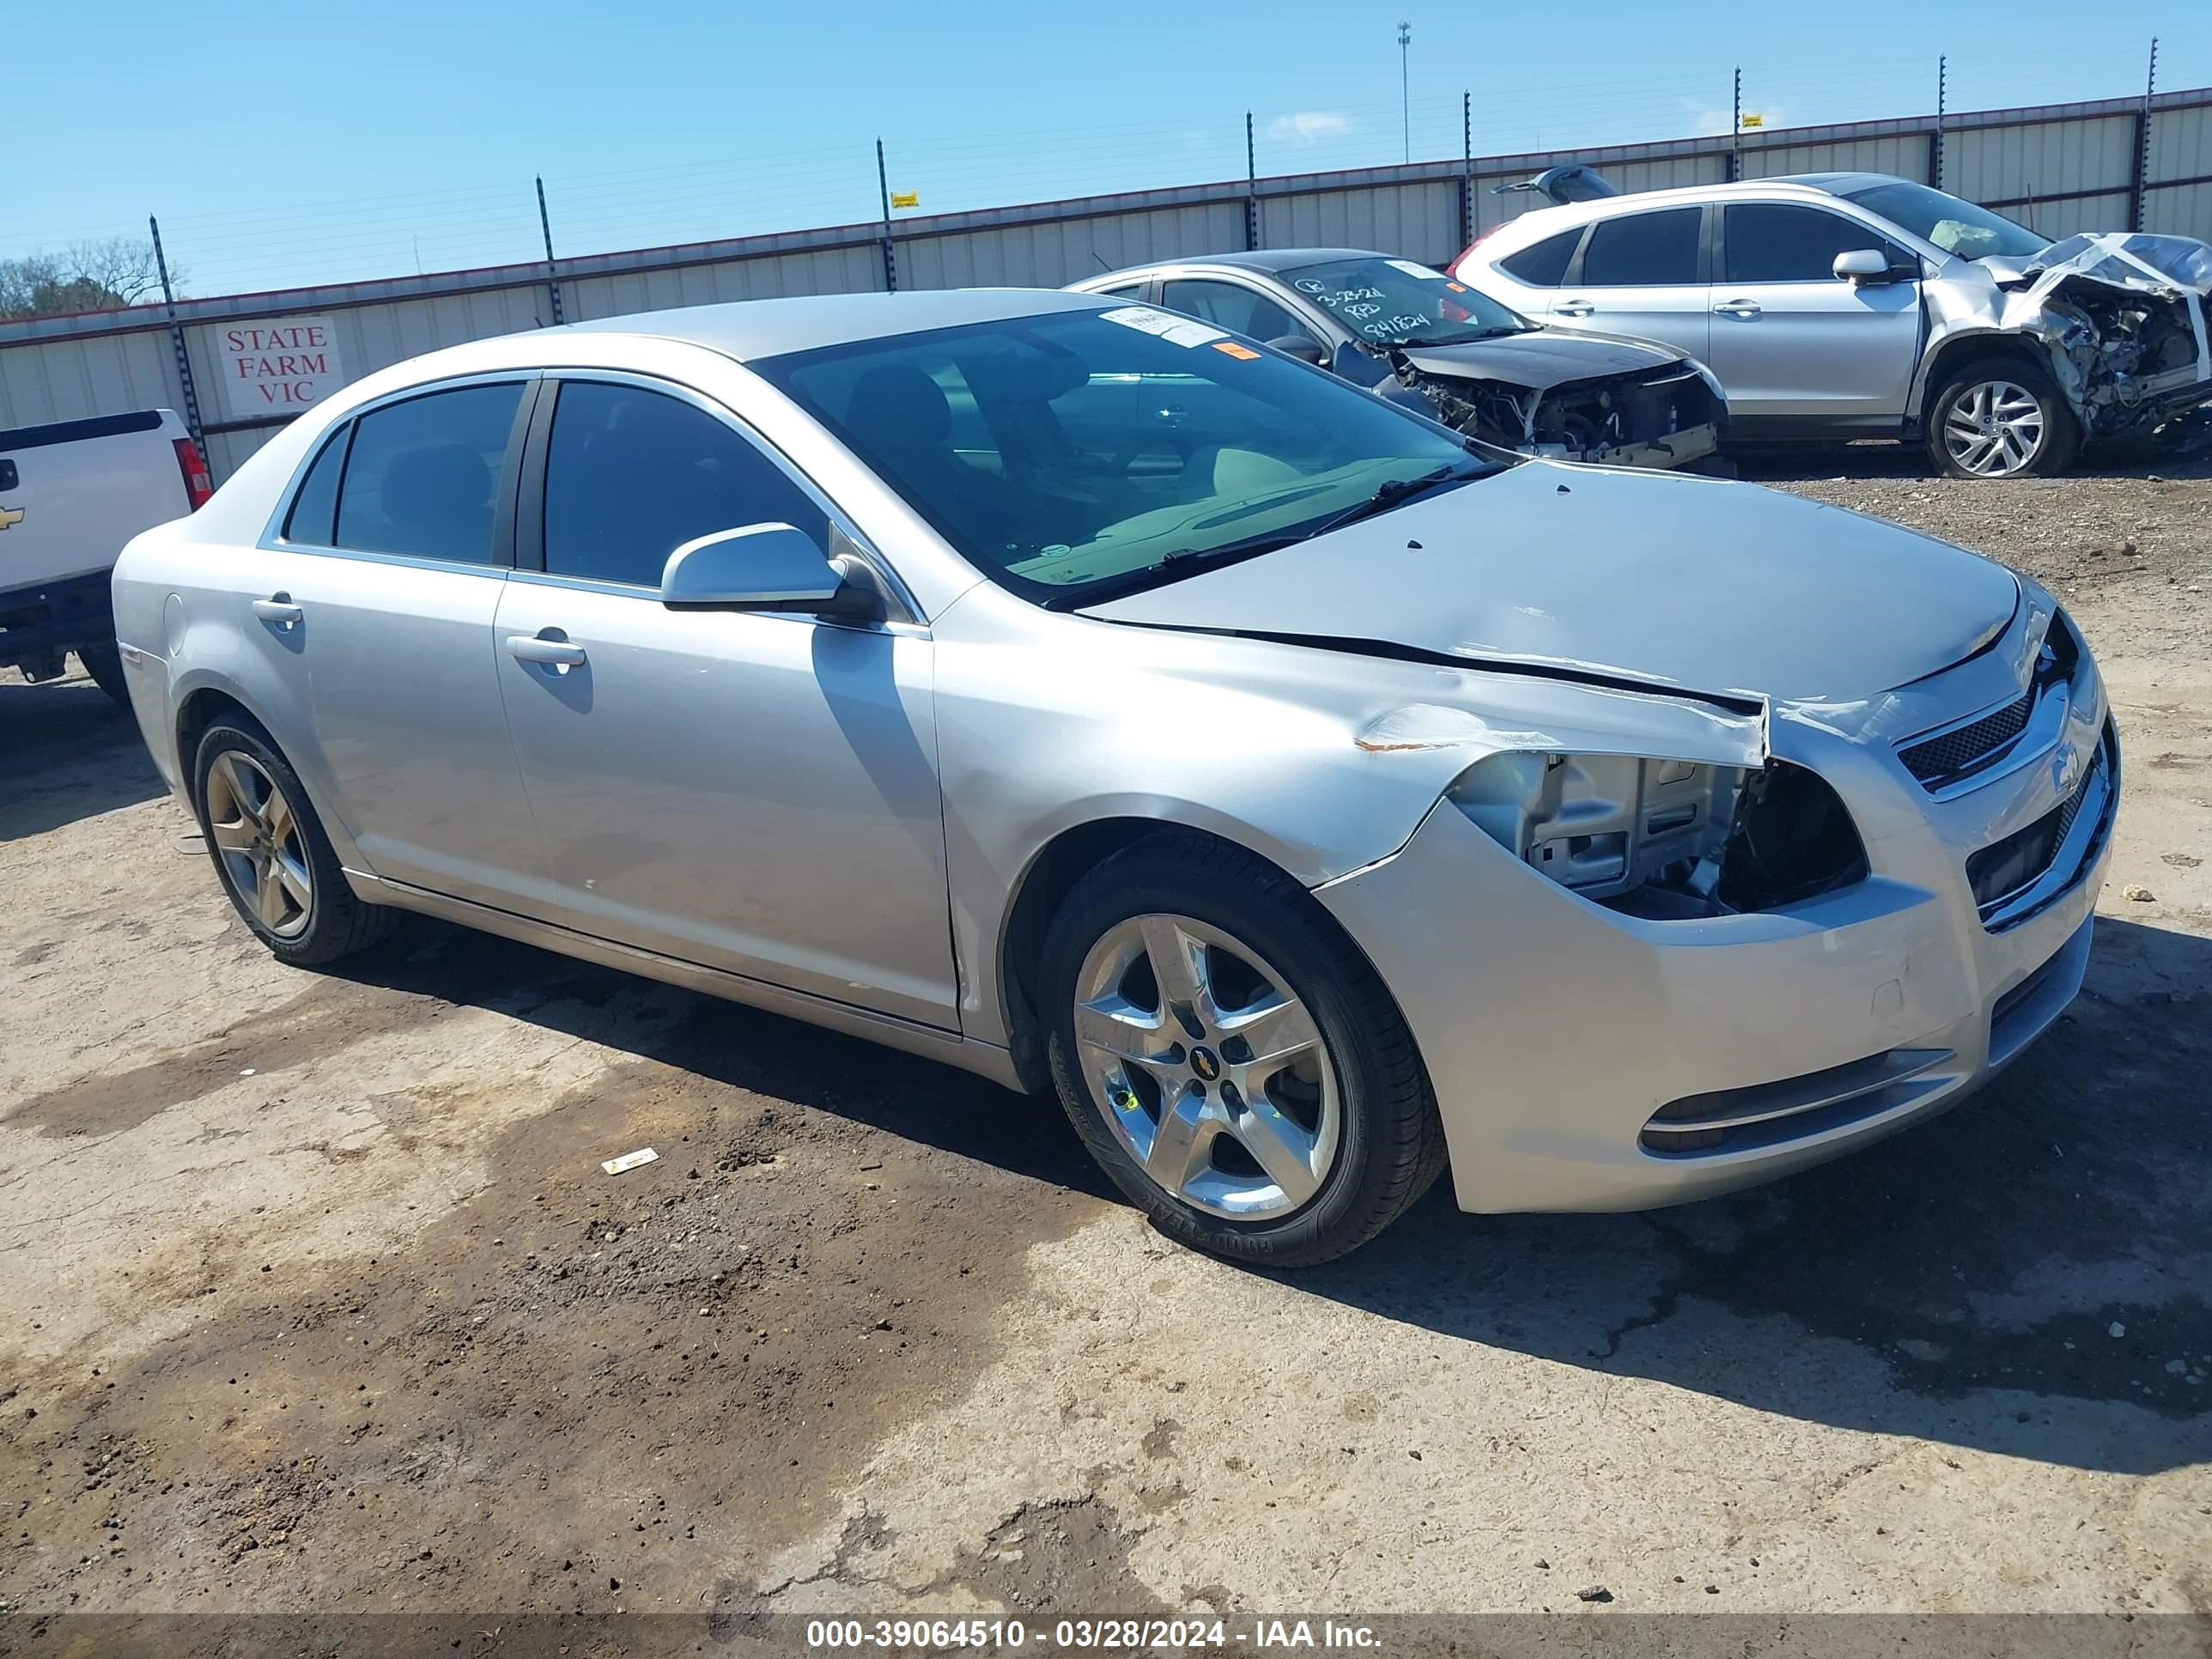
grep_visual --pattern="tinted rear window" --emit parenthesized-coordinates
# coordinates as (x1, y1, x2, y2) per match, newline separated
(283, 425, 349, 545)
(1579, 208, 1703, 286)
(1498, 228, 1581, 287)
(334, 383, 525, 564)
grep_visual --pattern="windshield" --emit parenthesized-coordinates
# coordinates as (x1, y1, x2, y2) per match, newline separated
(1842, 181, 2049, 260)
(753, 307, 1492, 605)
(1279, 256, 1532, 347)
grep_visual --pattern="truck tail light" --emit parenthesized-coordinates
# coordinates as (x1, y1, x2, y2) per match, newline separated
(173, 438, 214, 510)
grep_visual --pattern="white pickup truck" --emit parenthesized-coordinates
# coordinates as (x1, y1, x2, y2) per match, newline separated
(1, 409, 212, 702)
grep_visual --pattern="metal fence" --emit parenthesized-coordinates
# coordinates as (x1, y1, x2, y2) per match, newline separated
(5, 84, 2210, 483)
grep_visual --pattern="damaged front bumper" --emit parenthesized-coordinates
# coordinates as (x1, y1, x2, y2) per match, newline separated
(1398, 357, 1726, 470)
(1949, 233, 2212, 441)
(1314, 604, 2117, 1214)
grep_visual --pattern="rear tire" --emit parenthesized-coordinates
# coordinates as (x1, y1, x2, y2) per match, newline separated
(191, 717, 398, 967)
(1041, 831, 1446, 1267)
(1926, 358, 2078, 478)
(76, 641, 130, 705)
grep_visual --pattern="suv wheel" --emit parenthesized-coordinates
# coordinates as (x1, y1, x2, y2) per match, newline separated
(1928, 359, 2078, 478)
(1041, 833, 1446, 1267)
(191, 717, 398, 966)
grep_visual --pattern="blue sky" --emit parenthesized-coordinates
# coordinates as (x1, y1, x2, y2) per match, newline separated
(11, 1, 2204, 298)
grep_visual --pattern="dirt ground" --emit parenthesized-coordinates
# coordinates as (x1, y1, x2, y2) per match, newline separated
(3, 444, 2209, 1638)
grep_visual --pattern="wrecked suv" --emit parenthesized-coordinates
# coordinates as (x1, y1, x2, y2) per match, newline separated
(1456, 171, 2212, 477)
(1069, 248, 1726, 469)
(114, 289, 2113, 1269)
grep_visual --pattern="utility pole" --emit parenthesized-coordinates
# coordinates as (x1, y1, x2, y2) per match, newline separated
(876, 138, 898, 293)
(535, 177, 565, 326)
(1398, 21, 1413, 164)
(148, 215, 206, 455)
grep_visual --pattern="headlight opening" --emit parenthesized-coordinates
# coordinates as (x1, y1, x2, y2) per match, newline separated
(1448, 751, 1868, 919)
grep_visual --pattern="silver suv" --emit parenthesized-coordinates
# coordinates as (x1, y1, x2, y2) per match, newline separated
(1455, 172, 2212, 477)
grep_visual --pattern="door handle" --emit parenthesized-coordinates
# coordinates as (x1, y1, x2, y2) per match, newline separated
(1554, 300, 1595, 318)
(252, 595, 303, 629)
(506, 633, 587, 668)
(1713, 298, 1762, 319)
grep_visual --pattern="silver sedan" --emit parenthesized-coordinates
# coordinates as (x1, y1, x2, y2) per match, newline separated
(111, 289, 2118, 1265)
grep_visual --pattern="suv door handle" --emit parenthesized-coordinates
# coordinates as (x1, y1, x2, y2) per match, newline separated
(1714, 298, 1762, 319)
(252, 595, 303, 629)
(506, 633, 587, 668)
(1554, 300, 1595, 318)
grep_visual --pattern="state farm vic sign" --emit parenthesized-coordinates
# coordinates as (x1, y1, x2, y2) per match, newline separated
(216, 317, 347, 422)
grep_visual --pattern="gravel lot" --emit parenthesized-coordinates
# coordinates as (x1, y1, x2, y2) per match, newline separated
(3, 445, 2208, 1636)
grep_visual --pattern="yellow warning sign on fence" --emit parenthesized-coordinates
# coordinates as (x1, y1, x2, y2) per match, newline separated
(890, 191, 920, 210)
(1739, 112, 1764, 130)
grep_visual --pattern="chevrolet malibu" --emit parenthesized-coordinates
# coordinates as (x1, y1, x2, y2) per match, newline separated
(111, 289, 2118, 1266)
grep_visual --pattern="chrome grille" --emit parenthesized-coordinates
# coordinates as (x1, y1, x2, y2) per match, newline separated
(1899, 690, 2033, 784)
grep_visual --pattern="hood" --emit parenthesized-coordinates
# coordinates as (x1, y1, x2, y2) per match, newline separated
(1393, 329, 1681, 391)
(1080, 463, 2020, 706)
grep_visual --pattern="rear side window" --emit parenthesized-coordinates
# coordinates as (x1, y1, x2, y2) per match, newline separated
(283, 425, 349, 545)
(1579, 208, 1703, 287)
(1725, 204, 1899, 283)
(334, 383, 526, 564)
(542, 382, 828, 588)
(1497, 228, 1581, 287)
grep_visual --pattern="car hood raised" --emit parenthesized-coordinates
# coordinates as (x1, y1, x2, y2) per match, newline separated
(1392, 329, 1683, 390)
(1079, 462, 2020, 706)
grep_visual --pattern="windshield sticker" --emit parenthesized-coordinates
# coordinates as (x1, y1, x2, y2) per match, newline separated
(1097, 306, 1227, 349)
(1212, 340, 1261, 360)
(1385, 258, 1447, 281)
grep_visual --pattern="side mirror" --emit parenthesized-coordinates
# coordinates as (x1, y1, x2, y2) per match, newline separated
(660, 523, 878, 620)
(1834, 248, 1895, 283)
(1264, 333, 1328, 365)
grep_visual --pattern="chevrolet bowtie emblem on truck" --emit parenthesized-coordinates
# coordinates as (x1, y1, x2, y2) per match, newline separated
(0, 506, 24, 532)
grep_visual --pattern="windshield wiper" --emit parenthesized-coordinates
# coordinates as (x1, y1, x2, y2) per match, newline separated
(1393, 325, 1534, 346)
(1297, 458, 1496, 538)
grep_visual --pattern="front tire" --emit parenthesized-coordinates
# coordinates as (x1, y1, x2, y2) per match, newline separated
(1927, 358, 2078, 478)
(191, 717, 398, 967)
(1041, 833, 1445, 1267)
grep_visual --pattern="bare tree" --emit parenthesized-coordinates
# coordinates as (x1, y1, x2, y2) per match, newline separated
(0, 237, 182, 322)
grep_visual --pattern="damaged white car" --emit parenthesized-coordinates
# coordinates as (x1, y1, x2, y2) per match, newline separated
(1456, 171, 2212, 477)
(114, 290, 2117, 1268)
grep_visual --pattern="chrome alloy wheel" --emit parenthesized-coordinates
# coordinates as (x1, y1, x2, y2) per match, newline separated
(1073, 913, 1341, 1220)
(1942, 379, 2046, 477)
(205, 750, 313, 939)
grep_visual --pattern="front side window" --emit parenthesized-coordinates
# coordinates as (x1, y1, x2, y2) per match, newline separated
(1840, 181, 2048, 260)
(753, 307, 1494, 606)
(1725, 204, 1903, 283)
(283, 423, 350, 544)
(542, 381, 827, 587)
(1279, 256, 1529, 346)
(1578, 207, 1703, 287)
(1159, 279, 1301, 343)
(334, 383, 525, 564)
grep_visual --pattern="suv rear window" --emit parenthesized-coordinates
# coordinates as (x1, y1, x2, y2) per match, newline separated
(1497, 228, 1581, 287)
(1578, 207, 1703, 287)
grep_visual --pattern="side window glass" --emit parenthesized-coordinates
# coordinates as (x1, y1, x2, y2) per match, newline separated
(283, 423, 350, 545)
(1578, 208, 1703, 287)
(1498, 228, 1581, 287)
(543, 382, 829, 588)
(1161, 279, 1299, 342)
(1725, 204, 1898, 283)
(1091, 283, 1149, 301)
(334, 383, 524, 563)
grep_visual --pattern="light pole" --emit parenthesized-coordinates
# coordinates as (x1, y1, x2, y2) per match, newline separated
(1398, 21, 1412, 163)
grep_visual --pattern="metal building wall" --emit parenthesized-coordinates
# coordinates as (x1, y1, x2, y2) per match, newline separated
(5, 86, 2208, 483)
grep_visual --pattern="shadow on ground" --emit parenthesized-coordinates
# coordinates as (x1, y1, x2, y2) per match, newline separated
(1729, 438, 2212, 485)
(1299, 914, 2212, 1476)
(328, 905, 2210, 1478)
(0, 670, 165, 841)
